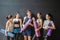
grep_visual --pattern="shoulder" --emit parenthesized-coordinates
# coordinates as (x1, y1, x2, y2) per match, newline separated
(6, 20, 9, 24)
(13, 18, 16, 21)
(44, 20, 47, 22)
(24, 16, 27, 19)
(50, 20, 54, 24)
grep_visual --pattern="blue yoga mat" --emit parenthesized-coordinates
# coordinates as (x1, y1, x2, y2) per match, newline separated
(0, 29, 14, 38)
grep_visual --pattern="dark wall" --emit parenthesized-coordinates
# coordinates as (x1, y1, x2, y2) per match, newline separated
(0, 0, 60, 40)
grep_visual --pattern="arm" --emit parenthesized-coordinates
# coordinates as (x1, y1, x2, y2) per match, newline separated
(5, 21, 9, 36)
(29, 22, 34, 27)
(43, 21, 48, 30)
(20, 19, 22, 27)
(23, 16, 26, 24)
(6, 21, 9, 32)
(48, 23, 56, 30)
(39, 20, 43, 29)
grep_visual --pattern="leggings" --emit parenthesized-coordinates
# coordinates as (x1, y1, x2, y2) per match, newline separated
(6, 36, 14, 40)
(14, 33, 20, 40)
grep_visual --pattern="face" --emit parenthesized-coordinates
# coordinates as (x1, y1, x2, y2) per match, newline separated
(32, 17, 35, 21)
(9, 17, 13, 21)
(46, 14, 50, 20)
(37, 13, 42, 18)
(27, 11, 31, 16)
(16, 13, 20, 18)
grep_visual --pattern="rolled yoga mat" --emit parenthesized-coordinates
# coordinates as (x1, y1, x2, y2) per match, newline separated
(21, 18, 32, 31)
(0, 29, 14, 38)
(47, 29, 52, 36)
(33, 21, 41, 37)
(47, 22, 52, 36)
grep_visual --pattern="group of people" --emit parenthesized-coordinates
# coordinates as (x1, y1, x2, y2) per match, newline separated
(5, 10, 56, 40)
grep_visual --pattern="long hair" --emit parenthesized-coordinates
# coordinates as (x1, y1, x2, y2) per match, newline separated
(46, 13, 54, 21)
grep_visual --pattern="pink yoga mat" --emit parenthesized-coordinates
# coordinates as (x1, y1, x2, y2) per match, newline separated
(33, 21, 41, 37)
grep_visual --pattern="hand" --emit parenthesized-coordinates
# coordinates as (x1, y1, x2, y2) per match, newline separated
(35, 29, 39, 32)
(20, 30, 22, 33)
(5, 34, 8, 36)
(44, 26, 49, 30)
(29, 22, 31, 25)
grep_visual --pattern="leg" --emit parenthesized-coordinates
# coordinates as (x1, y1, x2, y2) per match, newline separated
(6, 36, 10, 40)
(14, 33, 17, 40)
(24, 35, 27, 40)
(36, 37, 40, 40)
(10, 37, 12, 40)
(28, 36, 31, 40)
(32, 34, 36, 40)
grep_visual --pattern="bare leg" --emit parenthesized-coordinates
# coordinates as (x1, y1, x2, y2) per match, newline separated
(28, 36, 31, 40)
(24, 35, 27, 40)
(10, 38, 12, 40)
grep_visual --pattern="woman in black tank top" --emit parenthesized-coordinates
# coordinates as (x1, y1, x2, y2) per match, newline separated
(13, 13, 22, 40)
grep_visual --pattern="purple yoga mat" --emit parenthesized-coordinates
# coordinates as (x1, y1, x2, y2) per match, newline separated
(47, 22, 52, 36)
(47, 29, 52, 36)
(21, 18, 32, 31)
(33, 21, 41, 37)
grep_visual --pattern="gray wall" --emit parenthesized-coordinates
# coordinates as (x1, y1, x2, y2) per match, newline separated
(0, 0, 60, 40)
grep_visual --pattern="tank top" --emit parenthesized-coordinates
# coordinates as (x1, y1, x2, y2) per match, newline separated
(43, 20, 53, 27)
(8, 21, 14, 32)
(24, 16, 32, 30)
(37, 19, 42, 23)
(13, 18, 20, 26)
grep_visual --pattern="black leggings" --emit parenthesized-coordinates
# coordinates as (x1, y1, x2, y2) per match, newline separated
(6, 36, 14, 40)
(14, 33, 20, 40)
(36, 37, 40, 40)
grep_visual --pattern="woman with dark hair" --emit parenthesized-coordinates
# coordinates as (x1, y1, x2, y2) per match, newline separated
(5, 15, 14, 40)
(43, 13, 56, 40)
(13, 13, 22, 40)
(36, 12, 43, 31)
(32, 12, 43, 40)
(21, 10, 33, 40)
(36, 12, 43, 40)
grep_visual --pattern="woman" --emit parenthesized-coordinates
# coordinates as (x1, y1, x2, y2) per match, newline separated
(5, 15, 14, 40)
(32, 12, 43, 40)
(36, 12, 43, 32)
(21, 10, 33, 40)
(13, 12, 22, 40)
(36, 12, 43, 40)
(43, 13, 56, 40)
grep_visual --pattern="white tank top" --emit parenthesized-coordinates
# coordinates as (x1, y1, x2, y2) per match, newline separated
(7, 21, 14, 32)
(37, 19, 42, 24)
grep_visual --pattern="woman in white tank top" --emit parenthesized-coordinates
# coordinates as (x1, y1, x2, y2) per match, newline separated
(5, 15, 14, 40)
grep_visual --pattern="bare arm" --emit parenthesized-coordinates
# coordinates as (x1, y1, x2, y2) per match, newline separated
(20, 19, 22, 27)
(39, 20, 43, 29)
(5, 21, 9, 32)
(5, 21, 9, 36)
(48, 23, 56, 30)
(23, 16, 26, 24)
(29, 22, 34, 27)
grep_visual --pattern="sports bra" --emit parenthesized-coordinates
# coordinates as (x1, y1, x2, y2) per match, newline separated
(13, 18, 20, 24)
